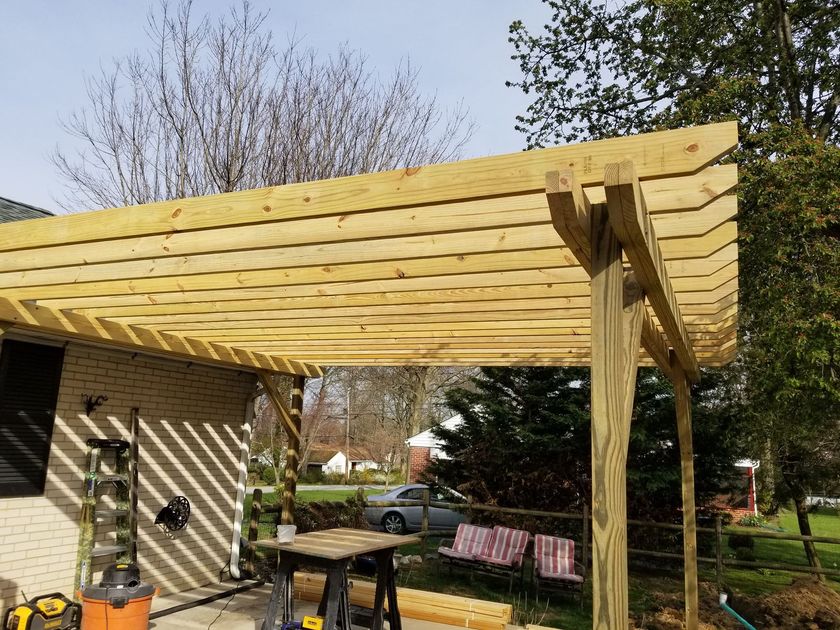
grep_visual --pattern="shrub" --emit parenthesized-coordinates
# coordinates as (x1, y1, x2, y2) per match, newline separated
(262, 466, 277, 485)
(349, 468, 377, 485)
(734, 546, 755, 562)
(299, 468, 325, 484)
(294, 495, 368, 533)
(728, 533, 755, 550)
(737, 514, 766, 528)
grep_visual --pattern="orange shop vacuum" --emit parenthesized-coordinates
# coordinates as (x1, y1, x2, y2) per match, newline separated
(79, 563, 157, 630)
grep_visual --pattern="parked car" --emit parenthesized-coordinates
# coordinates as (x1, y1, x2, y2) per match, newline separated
(365, 483, 467, 534)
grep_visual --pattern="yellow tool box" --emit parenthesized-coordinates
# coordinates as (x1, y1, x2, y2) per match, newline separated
(302, 617, 324, 630)
(4, 593, 80, 630)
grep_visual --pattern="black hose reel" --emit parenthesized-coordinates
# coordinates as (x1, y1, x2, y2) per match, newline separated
(155, 496, 190, 539)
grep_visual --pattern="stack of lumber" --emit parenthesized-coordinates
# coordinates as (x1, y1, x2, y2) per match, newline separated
(292, 571, 512, 629)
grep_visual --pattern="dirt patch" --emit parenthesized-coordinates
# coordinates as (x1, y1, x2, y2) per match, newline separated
(734, 577, 840, 629)
(631, 582, 740, 629)
(632, 578, 840, 629)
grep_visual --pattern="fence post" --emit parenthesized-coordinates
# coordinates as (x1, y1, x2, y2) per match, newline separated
(247, 488, 263, 575)
(582, 503, 590, 579)
(421, 489, 430, 557)
(715, 515, 723, 589)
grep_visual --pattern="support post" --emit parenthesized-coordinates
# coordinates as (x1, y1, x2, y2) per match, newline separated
(590, 202, 643, 630)
(715, 515, 724, 590)
(672, 355, 699, 630)
(282, 374, 306, 525)
(248, 488, 263, 575)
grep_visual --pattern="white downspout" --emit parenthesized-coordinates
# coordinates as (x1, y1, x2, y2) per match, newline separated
(750, 461, 761, 516)
(229, 391, 258, 579)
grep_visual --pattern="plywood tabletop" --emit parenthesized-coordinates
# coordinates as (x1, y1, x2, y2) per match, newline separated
(253, 527, 420, 560)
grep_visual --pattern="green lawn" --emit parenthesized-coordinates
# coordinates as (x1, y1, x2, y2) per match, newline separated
(718, 507, 840, 596)
(243, 487, 368, 540)
(242, 494, 840, 628)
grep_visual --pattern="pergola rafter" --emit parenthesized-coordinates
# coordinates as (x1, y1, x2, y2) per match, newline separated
(0, 121, 739, 629)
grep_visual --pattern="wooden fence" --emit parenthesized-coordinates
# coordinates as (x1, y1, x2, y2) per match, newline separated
(246, 488, 840, 584)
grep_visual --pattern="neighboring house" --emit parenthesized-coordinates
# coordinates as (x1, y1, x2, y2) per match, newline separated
(714, 459, 760, 517)
(0, 198, 257, 611)
(305, 446, 378, 475)
(405, 415, 462, 483)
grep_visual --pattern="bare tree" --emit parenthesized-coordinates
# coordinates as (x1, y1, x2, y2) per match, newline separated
(53, 0, 473, 210)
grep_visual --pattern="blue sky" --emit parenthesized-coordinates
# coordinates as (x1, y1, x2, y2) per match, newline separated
(0, 1, 551, 212)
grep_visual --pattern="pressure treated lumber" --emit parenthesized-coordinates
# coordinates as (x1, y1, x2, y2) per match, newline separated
(605, 160, 702, 382)
(0, 297, 319, 377)
(292, 571, 511, 630)
(672, 355, 700, 630)
(547, 169, 672, 378)
(0, 122, 737, 252)
(589, 202, 637, 630)
(283, 375, 305, 524)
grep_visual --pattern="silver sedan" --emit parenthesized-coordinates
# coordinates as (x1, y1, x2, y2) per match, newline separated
(365, 484, 467, 534)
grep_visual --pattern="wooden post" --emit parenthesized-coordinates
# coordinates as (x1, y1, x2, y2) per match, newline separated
(282, 374, 306, 525)
(673, 356, 699, 630)
(590, 201, 642, 630)
(421, 488, 430, 558)
(248, 488, 263, 575)
(715, 515, 724, 590)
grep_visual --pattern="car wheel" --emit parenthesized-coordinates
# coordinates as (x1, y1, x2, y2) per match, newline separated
(382, 512, 406, 535)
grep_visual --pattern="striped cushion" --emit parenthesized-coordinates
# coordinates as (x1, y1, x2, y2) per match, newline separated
(475, 526, 529, 568)
(534, 534, 576, 578)
(449, 523, 493, 559)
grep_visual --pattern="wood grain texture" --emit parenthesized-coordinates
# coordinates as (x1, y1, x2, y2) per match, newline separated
(605, 160, 702, 381)
(0, 296, 319, 376)
(589, 202, 630, 630)
(547, 170, 672, 378)
(672, 355, 700, 630)
(0, 122, 737, 252)
(281, 374, 305, 525)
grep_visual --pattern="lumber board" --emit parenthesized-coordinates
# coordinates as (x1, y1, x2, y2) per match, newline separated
(0, 122, 737, 252)
(672, 355, 700, 630)
(0, 296, 320, 376)
(291, 571, 511, 629)
(605, 160, 702, 382)
(547, 169, 672, 377)
(1, 240, 736, 306)
(0, 190, 734, 274)
(589, 202, 632, 630)
(0, 220, 736, 291)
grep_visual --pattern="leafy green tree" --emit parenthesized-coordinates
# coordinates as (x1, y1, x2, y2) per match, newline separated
(430, 367, 745, 524)
(508, 0, 839, 572)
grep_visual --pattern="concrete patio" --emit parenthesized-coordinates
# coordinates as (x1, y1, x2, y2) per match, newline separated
(149, 580, 487, 630)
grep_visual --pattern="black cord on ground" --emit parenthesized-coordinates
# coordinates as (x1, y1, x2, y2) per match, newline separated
(208, 562, 240, 630)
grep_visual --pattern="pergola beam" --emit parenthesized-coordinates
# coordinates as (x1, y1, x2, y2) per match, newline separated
(0, 297, 320, 377)
(547, 169, 672, 378)
(605, 160, 703, 382)
(0, 123, 737, 253)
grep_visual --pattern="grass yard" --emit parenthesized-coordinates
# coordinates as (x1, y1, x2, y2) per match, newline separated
(719, 507, 840, 595)
(243, 487, 368, 540)
(243, 493, 840, 628)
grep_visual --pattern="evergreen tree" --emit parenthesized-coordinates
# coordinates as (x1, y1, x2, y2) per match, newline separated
(508, 0, 839, 572)
(430, 367, 745, 523)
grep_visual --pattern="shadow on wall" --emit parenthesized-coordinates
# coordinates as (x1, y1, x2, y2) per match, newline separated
(0, 345, 256, 611)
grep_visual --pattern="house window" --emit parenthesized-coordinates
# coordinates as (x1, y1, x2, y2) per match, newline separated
(0, 339, 65, 498)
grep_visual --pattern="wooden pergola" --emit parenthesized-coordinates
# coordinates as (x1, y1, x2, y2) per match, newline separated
(0, 122, 738, 629)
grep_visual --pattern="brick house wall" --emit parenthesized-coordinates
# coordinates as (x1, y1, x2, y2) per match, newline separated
(0, 341, 256, 611)
(407, 446, 432, 483)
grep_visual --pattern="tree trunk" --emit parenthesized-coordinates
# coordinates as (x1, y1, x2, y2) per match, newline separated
(790, 488, 825, 581)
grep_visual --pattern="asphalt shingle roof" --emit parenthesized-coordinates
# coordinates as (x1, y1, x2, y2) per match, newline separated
(0, 196, 54, 223)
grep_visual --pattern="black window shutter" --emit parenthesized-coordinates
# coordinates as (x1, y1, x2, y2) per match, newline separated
(0, 339, 65, 498)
